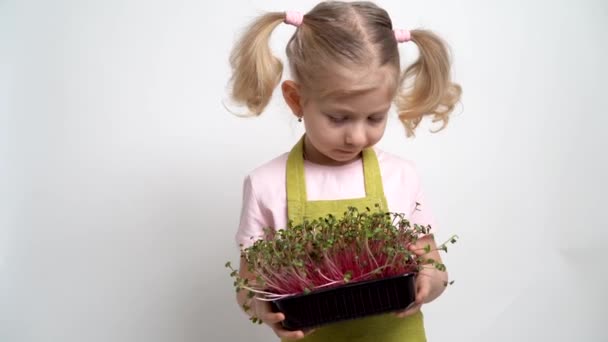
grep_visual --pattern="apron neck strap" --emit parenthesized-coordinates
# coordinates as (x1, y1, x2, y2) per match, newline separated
(286, 135, 385, 221)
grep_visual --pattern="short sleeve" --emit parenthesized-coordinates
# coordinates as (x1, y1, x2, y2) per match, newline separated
(235, 175, 268, 250)
(409, 167, 439, 235)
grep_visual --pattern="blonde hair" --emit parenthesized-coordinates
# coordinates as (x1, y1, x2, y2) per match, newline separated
(228, 1, 462, 136)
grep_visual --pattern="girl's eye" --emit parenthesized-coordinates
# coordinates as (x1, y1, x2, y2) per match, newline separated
(327, 115, 348, 123)
(368, 115, 385, 123)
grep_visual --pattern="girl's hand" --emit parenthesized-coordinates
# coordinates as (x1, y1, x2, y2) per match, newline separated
(394, 235, 448, 318)
(395, 266, 433, 317)
(254, 298, 315, 340)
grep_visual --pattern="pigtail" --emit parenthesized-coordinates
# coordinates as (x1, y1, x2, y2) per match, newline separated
(395, 30, 462, 136)
(228, 12, 287, 116)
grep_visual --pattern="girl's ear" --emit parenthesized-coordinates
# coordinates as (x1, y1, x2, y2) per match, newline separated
(281, 80, 303, 118)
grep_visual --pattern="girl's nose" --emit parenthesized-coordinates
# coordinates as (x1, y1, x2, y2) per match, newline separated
(345, 125, 366, 147)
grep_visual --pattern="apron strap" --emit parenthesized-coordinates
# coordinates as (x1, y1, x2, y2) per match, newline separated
(286, 135, 388, 223)
(362, 147, 386, 203)
(286, 136, 307, 223)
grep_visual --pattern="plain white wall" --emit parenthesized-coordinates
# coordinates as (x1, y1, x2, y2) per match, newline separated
(2, 0, 607, 341)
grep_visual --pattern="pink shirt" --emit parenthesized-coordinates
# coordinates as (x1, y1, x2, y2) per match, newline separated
(236, 148, 438, 249)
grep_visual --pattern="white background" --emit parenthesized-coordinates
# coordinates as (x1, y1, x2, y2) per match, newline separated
(2, 0, 607, 341)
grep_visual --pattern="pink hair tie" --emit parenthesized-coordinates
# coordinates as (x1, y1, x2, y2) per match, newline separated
(284, 11, 303, 27)
(394, 29, 411, 43)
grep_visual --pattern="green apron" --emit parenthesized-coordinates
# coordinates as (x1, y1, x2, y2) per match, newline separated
(282, 136, 426, 342)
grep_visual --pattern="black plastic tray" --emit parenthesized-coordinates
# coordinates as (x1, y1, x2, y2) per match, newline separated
(270, 273, 416, 331)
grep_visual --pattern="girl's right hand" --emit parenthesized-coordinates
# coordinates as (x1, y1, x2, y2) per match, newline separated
(254, 298, 315, 340)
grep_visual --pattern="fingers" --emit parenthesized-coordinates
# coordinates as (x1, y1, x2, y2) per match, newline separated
(303, 328, 316, 336)
(395, 271, 430, 318)
(408, 243, 428, 257)
(270, 321, 315, 340)
(261, 311, 285, 325)
(271, 324, 306, 340)
(257, 303, 313, 340)
(415, 280, 430, 305)
(395, 302, 421, 318)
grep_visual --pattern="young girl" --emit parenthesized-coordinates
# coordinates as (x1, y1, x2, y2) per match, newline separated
(228, 1, 461, 341)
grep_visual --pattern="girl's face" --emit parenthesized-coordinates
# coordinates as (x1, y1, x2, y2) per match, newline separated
(283, 65, 397, 166)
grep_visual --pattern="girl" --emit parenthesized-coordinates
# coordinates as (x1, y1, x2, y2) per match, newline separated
(228, 1, 461, 341)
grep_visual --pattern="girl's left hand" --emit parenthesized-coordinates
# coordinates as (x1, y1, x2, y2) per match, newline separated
(394, 235, 448, 318)
(394, 266, 433, 317)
